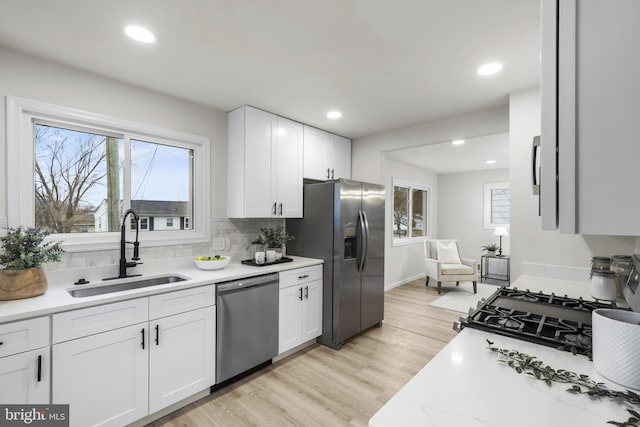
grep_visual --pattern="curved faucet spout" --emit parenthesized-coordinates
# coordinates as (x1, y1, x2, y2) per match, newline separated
(104, 208, 143, 280)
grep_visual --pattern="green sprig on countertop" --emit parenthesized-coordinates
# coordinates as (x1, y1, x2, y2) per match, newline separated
(486, 339, 640, 426)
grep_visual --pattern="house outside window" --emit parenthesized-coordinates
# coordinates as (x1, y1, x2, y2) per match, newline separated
(484, 182, 510, 229)
(392, 178, 430, 246)
(166, 218, 173, 228)
(7, 96, 210, 249)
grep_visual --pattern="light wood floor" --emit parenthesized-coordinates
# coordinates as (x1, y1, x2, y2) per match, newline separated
(148, 279, 460, 427)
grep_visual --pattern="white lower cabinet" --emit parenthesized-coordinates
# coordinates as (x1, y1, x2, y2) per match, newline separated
(278, 266, 323, 354)
(53, 323, 149, 427)
(0, 348, 50, 404)
(51, 285, 216, 427)
(0, 316, 50, 404)
(149, 307, 215, 413)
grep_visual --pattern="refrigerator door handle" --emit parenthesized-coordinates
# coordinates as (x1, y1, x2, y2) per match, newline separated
(356, 211, 363, 272)
(361, 209, 369, 271)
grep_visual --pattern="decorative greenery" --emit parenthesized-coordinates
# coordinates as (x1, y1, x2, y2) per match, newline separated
(487, 339, 640, 426)
(0, 227, 64, 269)
(253, 226, 294, 248)
(481, 243, 499, 253)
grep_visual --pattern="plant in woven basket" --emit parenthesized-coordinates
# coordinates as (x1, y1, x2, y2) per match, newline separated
(0, 227, 64, 300)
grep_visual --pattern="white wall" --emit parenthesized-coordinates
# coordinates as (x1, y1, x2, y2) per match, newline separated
(438, 168, 509, 262)
(509, 87, 637, 281)
(382, 158, 437, 289)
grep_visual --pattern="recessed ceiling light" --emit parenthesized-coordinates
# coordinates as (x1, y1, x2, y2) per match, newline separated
(326, 111, 342, 119)
(486, 160, 496, 165)
(452, 139, 465, 146)
(124, 25, 155, 43)
(477, 63, 503, 76)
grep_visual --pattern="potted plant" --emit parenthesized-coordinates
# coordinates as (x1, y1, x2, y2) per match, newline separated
(481, 243, 499, 256)
(0, 226, 64, 300)
(254, 226, 294, 262)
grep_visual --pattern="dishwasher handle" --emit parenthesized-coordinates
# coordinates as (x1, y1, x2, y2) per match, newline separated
(216, 273, 279, 294)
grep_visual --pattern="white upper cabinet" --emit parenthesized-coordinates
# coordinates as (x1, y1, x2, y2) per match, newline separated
(228, 106, 303, 218)
(303, 125, 351, 181)
(540, 0, 640, 235)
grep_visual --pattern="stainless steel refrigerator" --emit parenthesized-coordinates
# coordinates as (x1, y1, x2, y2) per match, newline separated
(286, 179, 385, 349)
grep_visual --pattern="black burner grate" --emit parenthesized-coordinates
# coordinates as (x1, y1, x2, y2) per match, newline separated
(459, 287, 615, 356)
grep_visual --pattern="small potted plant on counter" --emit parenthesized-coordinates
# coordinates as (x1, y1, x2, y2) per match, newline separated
(480, 243, 499, 256)
(0, 226, 64, 300)
(255, 226, 294, 263)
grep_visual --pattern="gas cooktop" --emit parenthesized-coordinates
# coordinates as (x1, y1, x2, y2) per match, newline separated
(457, 287, 617, 357)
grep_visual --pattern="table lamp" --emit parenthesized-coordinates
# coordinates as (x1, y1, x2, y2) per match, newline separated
(494, 226, 508, 257)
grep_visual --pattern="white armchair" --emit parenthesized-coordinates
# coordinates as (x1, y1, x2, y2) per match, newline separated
(424, 239, 478, 294)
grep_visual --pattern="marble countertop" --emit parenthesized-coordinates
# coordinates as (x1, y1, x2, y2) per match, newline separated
(370, 274, 634, 426)
(369, 327, 633, 426)
(0, 256, 323, 324)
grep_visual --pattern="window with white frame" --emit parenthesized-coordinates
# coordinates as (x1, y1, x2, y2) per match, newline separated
(483, 182, 510, 229)
(392, 178, 430, 246)
(7, 96, 210, 249)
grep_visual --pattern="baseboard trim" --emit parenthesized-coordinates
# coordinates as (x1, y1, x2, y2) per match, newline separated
(520, 262, 590, 282)
(385, 273, 425, 292)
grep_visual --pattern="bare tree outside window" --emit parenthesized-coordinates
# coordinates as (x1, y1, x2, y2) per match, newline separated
(393, 186, 409, 238)
(34, 124, 120, 233)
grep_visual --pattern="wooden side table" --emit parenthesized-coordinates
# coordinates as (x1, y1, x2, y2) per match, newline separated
(480, 255, 510, 285)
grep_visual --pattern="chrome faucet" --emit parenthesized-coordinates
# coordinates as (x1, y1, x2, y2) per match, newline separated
(104, 208, 143, 280)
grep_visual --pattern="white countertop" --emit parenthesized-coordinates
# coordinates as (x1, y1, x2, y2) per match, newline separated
(369, 327, 633, 427)
(370, 274, 633, 426)
(0, 256, 323, 324)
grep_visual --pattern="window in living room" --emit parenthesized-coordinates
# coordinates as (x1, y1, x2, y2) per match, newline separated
(484, 181, 510, 229)
(392, 178, 430, 246)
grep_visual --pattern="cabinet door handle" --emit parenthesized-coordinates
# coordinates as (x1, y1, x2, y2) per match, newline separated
(155, 324, 159, 346)
(141, 328, 145, 350)
(37, 355, 42, 382)
(272, 202, 277, 215)
(298, 274, 309, 279)
(326, 168, 330, 179)
(331, 169, 335, 179)
(278, 203, 283, 216)
(305, 285, 309, 299)
(298, 287, 303, 301)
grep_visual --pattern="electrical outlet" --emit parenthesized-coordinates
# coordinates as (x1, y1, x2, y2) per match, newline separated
(212, 238, 225, 251)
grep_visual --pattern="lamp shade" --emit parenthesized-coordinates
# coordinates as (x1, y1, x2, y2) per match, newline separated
(494, 226, 509, 237)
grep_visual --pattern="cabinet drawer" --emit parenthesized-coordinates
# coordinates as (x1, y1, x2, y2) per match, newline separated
(52, 298, 148, 343)
(149, 285, 215, 320)
(279, 265, 322, 289)
(0, 317, 49, 358)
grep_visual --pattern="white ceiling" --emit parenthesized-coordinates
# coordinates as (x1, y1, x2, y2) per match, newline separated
(0, 0, 540, 139)
(385, 133, 509, 174)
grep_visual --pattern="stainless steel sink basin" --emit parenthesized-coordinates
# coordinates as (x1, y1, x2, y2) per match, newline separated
(67, 274, 189, 298)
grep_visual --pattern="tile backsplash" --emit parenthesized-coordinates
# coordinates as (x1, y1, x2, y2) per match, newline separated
(46, 218, 284, 272)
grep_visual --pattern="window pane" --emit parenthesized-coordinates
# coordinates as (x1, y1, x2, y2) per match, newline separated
(393, 186, 409, 238)
(130, 140, 193, 231)
(491, 188, 510, 224)
(34, 123, 122, 233)
(411, 189, 427, 237)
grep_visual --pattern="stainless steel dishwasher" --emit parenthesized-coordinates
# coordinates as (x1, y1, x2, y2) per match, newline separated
(216, 272, 279, 383)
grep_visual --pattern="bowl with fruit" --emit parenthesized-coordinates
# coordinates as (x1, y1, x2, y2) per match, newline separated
(194, 255, 231, 270)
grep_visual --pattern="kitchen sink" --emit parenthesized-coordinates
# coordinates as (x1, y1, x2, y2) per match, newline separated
(67, 274, 189, 298)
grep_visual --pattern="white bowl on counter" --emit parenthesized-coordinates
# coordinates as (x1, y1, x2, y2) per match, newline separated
(194, 255, 231, 270)
(592, 308, 640, 390)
